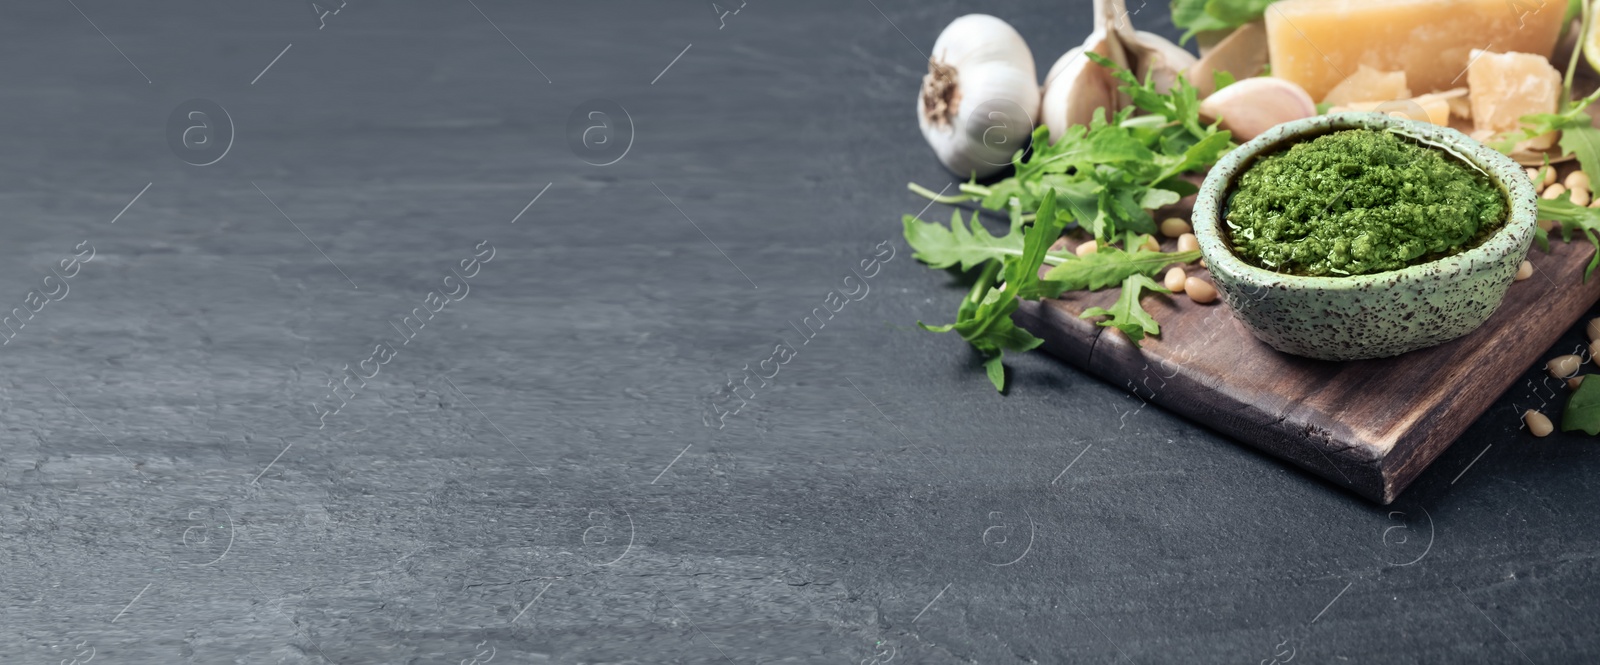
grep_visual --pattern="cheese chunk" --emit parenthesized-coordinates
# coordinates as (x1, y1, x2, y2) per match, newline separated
(1467, 49, 1562, 137)
(1417, 88, 1471, 120)
(1333, 97, 1451, 127)
(1324, 66, 1410, 107)
(1266, 0, 1565, 102)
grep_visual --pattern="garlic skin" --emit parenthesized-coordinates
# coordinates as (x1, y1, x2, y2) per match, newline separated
(1040, 34, 1119, 143)
(1130, 30, 1197, 95)
(918, 14, 1041, 178)
(1189, 20, 1268, 97)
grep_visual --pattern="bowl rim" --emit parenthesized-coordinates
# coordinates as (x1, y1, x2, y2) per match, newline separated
(1192, 112, 1538, 291)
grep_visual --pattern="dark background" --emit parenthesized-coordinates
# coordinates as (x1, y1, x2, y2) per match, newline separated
(2, 1, 1595, 663)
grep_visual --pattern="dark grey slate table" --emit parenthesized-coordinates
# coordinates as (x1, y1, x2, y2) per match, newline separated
(2, 1, 1596, 663)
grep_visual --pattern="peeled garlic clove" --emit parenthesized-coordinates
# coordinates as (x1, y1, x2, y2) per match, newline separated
(918, 14, 1041, 178)
(1198, 77, 1316, 142)
(1189, 20, 1268, 97)
(1041, 33, 1119, 143)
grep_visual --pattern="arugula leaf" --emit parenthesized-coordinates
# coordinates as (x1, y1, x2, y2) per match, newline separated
(1140, 188, 1183, 210)
(1006, 193, 1071, 301)
(1536, 194, 1600, 280)
(1564, 374, 1600, 435)
(916, 190, 1070, 391)
(1020, 121, 1154, 177)
(1170, 0, 1234, 42)
(1171, 0, 1274, 43)
(1044, 246, 1200, 291)
(1588, 230, 1600, 279)
(1079, 274, 1171, 344)
(906, 209, 1024, 272)
(1493, 93, 1599, 153)
(1561, 127, 1600, 184)
(1212, 70, 1236, 94)
(1206, 0, 1275, 24)
(1154, 130, 1234, 188)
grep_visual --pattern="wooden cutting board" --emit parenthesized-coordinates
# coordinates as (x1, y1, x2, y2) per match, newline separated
(1015, 213, 1600, 504)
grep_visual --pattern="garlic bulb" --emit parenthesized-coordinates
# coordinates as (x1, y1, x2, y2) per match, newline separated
(918, 14, 1041, 178)
(1041, 0, 1196, 143)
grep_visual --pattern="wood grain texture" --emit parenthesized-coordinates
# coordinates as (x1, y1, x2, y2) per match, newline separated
(1017, 219, 1600, 504)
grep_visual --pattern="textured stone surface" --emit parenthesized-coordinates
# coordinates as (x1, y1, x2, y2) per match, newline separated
(1, 1, 1597, 663)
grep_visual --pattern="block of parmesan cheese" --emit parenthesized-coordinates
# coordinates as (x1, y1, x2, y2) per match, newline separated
(1265, 0, 1566, 102)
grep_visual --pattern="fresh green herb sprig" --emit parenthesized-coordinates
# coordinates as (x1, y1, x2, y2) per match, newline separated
(1536, 194, 1600, 280)
(1170, 0, 1274, 43)
(907, 197, 1199, 391)
(1491, 88, 1600, 157)
(1496, 0, 1600, 165)
(1564, 373, 1600, 435)
(906, 58, 1227, 392)
(1080, 274, 1172, 342)
(915, 190, 1070, 392)
(1044, 240, 1200, 290)
(908, 54, 1233, 245)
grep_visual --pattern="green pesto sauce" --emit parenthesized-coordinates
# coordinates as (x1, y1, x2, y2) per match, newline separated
(1224, 129, 1507, 277)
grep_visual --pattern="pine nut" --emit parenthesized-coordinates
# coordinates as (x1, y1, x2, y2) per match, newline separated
(1528, 167, 1543, 189)
(1567, 170, 1591, 191)
(1142, 236, 1160, 252)
(1538, 219, 1556, 232)
(1548, 354, 1582, 379)
(1075, 240, 1098, 257)
(1515, 260, 1533, 281)
(1185, 276, 1218, 304)
(1160, 217, 1192, 238)
(1544, 167, 1558, 187)
(1524, 409, 1554, 437)
(1543, 183, 1568, 200)
(1573, 187, 1592, 207)
(1163, 266, 1187, 293)
(1177, 233, 1200, 254)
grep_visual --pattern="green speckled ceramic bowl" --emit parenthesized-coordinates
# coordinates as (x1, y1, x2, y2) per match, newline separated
(1192, 113, 1537, 361)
